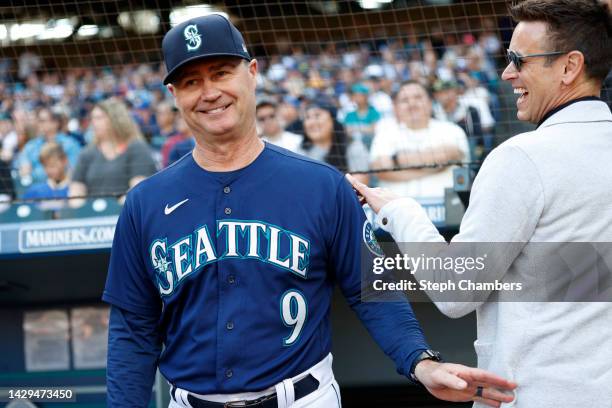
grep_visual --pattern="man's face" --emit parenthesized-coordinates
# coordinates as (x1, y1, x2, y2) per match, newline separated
(38, 110, 59, 138)
(156, 105, 175, 128)
(394, 83, 432, 128)
(168, 57, 257, 140)
(434, 88, 458, 112)
(256, 105, 281, 136)
(501, 21, 567, 124)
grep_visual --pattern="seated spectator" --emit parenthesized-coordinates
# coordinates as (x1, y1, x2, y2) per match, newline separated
(160, 114, 189, 168)
(168, 137, 195, 166)
(69, 97, 157, 207)
(432, 79, 494, 160)
(342, 83, 381, 149)
(22, 142, 69, 210)
(256, 100, 302, 152)
(298, 98, 369, 184)
(151, 101, 181, 153)
(370, 80, 469, 201)
(17, 107, 81, 185)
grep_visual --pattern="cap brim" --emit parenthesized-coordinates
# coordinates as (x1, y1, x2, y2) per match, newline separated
(163, 53, 251, 85)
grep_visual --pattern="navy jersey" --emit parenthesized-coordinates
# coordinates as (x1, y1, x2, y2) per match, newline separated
(103, 143, 429, 396)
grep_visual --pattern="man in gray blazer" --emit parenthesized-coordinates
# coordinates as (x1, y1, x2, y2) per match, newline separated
(348, 0, 612, 406)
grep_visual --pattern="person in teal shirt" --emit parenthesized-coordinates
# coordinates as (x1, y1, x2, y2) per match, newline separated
(343, 83, 381, 149)
(16, 107, 81, 185)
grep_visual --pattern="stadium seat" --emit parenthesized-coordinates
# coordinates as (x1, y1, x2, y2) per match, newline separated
(0, 203, 53, 223)
(56, 198, 123, 219)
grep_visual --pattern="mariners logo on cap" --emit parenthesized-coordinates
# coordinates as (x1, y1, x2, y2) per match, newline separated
(363, 220, 384, 257)
(184, 24, 202, 52)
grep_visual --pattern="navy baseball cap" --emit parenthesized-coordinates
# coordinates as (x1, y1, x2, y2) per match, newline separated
(162, 14, 251, 85)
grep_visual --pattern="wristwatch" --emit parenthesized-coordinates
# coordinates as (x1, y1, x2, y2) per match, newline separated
(410, 349, 443, 383)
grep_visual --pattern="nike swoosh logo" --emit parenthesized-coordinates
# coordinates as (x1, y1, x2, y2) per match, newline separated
(164, 199, 189, 215)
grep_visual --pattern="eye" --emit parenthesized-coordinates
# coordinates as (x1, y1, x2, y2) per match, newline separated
(214, 70, 229, 79)
(181, 77, 199, 87)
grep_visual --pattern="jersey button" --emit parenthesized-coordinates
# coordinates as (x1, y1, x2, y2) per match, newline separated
(226, 321, 234, 330)
(382, 217, 388, 225)
(224, 207, 232, 215)
(225, 369, 233, 379)
(228, 275, 236, 284)
(223, 186, 231, 194)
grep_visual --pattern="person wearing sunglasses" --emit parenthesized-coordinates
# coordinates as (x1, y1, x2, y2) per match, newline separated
(347, 1, 612, 407)
(255, 100, 303, 152)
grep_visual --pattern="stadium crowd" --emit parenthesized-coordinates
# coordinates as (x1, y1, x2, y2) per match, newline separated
(0, 22, 506, 209)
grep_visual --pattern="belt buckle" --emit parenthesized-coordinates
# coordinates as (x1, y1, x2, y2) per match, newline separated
(224, 393, 276, 407)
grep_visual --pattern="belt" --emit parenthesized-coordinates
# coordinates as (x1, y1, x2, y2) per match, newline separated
(170, 374, 320, 408)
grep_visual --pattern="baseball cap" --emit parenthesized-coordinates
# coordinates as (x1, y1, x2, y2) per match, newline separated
(432, 79, 461, 93)
(351, 83, 370, 95)
(162, 14, 251, 85)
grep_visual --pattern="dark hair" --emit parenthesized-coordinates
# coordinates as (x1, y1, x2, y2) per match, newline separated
(392, 80, 432, 102)
(510, 0, 612, 82)
(301, 115, 349, 173)
(256, 100, 277, 112)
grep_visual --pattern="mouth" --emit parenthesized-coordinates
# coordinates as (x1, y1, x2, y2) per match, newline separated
(514, 87, 528, 105)
(200, 103, 231, 115)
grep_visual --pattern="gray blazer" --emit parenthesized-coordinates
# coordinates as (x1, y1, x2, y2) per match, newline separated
(377, 100, 612, 407)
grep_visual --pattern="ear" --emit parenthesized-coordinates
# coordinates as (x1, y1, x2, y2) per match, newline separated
(167, 84, 177, 98)
(248, 59, 258, 78)
(561, 50, 585, 86)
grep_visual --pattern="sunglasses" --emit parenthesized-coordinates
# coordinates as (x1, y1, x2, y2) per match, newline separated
(506, 49, 567, 71)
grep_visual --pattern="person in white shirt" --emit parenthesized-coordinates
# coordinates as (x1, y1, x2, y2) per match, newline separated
(370, 80, 470, 201)
(349, 1, 612, 406)
(256, 100, 302, 152)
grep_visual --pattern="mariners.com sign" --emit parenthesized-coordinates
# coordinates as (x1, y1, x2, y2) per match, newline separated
(16, 218, 117, 253)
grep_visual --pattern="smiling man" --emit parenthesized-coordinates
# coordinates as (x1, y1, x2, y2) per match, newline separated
(348, 1, 612, 407)
(103, 14, 517, 408)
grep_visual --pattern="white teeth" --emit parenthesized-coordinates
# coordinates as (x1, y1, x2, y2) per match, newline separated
(204, 105, 228, 114)
(514, 88, 527, 95)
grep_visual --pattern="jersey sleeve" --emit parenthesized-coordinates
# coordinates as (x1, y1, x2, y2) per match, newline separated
(107, 305, 162, 408)
(102, 192, 162, 317)
(327, 176, 430, 379)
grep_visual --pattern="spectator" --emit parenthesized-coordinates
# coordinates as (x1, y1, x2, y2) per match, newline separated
(299, 98, 369, 184)
(432, 80, 494, 160)
(69, 97, 157, 206)
(1, 108, 36, 165)
(256, 100, 302, 152)
(151, 101, 180, 153)
(160, 111, 189, 168)
(370, 80, 469, 200)
(168, 137, 195, 166)
(22, 142, 69, 210)
(343, 83, 381, 149)
(17, 107, 81, 185)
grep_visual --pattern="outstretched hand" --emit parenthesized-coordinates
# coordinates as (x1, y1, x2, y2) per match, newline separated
(346, 173, 400, 213)
(414, 360, 517, 407)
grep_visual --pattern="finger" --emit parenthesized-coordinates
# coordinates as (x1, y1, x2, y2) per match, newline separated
(432, 369, 468, 390)
(458, 367, 518, 390)
(471, 386, 515, 404)
(345, 173, 368, 194)
(473, 397, 501, 408)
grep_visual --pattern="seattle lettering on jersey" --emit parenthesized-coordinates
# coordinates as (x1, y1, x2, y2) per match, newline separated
(149, 219, 311, 296)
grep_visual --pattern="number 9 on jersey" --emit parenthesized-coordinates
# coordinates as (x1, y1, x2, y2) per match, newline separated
(280, 290, 307, 346)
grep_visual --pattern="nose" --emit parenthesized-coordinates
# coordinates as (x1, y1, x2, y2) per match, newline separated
(200, 83, 222, 102)
(501, 61, 518, 81)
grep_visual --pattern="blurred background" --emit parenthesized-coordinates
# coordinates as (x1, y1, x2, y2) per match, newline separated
(0, 1, 610, 407)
